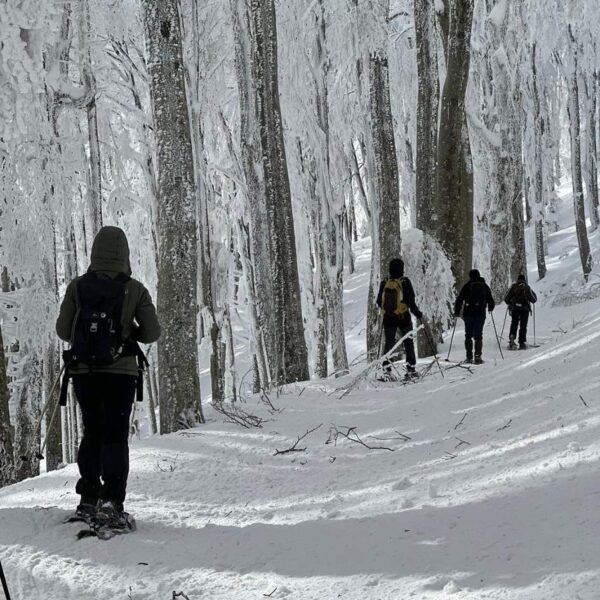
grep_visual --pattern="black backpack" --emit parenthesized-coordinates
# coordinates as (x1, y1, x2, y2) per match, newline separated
(466, 281, 487, 308)
(59, 272, 148, 407)
(511, 282, 530, 308)
(69, 272, 129, 366)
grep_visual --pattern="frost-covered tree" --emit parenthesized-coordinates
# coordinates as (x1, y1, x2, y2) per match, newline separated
(230, 0, 309, 385)
(141, 0, 203, 431)
(436, 0, 475, 287)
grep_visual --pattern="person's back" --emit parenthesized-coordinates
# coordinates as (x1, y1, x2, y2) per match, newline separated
(376, 258, 423, 380)
(504, 274, 536, 349)
(454, 269, 495, 363)
(56, 226, 160, 531)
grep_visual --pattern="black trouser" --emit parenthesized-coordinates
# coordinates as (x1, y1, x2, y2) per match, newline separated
(464, 315, 486, 359)
(509, 309, 529, 344)
(73, 374, 136, 506)
(383, 315, 416, 369)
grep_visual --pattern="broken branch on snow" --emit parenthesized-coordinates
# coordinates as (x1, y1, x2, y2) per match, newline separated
(273, 424, 323, 456)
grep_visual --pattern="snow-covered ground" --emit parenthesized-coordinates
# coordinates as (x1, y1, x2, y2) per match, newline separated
(2, 195, 600, 599)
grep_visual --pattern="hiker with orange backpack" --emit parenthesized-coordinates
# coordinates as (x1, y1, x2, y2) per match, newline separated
(376, 258, 423, 380)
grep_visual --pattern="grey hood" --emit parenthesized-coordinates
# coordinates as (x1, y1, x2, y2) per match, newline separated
(89, 226, 132, 276)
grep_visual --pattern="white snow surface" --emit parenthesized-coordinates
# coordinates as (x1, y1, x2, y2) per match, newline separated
(2, 197, 600, 598)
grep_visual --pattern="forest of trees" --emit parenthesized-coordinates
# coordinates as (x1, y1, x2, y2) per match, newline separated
(0, 0, 598, 487)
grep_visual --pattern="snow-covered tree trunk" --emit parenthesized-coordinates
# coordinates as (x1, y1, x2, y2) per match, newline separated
(414, 0, 439, 234)
(567, 25, 593, 280)
(358, 0, 402, 360)
(311, 0, 348, 376)
(230, 0, 309, 385)
(583, 71, 599, 230)
(80, 0, 102, 240)
(436, 0, 474, 287)
(0, 324, 13, 487)
(142, 0, 203, 432)
(414, 0, 441, 356)
(14, 353, 42, 482)
(529, 43, 547, 279)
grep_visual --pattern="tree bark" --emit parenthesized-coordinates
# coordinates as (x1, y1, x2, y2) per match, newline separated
(414, 0, 441, 356)
(142, 0, 203, 432)
(567, 25, 593, 280)
(366, 53, 402, 360)
(436, 0, 474, 288)
(230, 0, 309, 385)
(0, 324, 13, 487)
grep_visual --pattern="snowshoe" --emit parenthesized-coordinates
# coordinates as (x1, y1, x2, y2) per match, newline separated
(377, 372, 396, 383)
(78, 500, 136, 540)
(473, 357, 484, 365)
(518, 343, 528, 350)
(63, 501, 96, 525)
(404, 367, 419, 382)
(508, 342, 518, 351)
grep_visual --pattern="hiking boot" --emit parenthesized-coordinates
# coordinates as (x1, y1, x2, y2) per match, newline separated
(77, 498, 97, 518)
(64, 497, 97, 524)
(519, 342, 527, 350)
(474, 356, 484, 365)
(96, 500, 128, 530)
(405, 365, 418, 380)
(465, 338, 473, 363)
(508, 335, 517, 350)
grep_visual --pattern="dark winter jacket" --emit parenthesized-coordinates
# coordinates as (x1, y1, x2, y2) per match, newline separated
(454, 276, 495, 319)
(504, 282, 537, 312)
(376, 277, 423, 326)
(56, 227, 161, 377)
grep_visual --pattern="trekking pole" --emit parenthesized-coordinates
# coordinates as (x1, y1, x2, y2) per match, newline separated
(421, 319, 444, 378)
(533, 304, 536, 347)
(0, 559, 12, 600)
(490, 312, 505, 360)
(20, 365, 65, 462)
(446, 318, 457, 361)
(500, 307, 508, 340)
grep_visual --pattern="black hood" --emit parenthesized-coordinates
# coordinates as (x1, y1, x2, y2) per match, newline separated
(89, 226, 132, 276)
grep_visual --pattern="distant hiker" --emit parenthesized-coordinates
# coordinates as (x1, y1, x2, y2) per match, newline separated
(454, 269, 495, 364)
(504, 274, 537, 350)
(56, 226, 161, 532)
(376, 258, 423, 380)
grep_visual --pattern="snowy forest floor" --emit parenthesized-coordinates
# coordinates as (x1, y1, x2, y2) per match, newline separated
(3, 195, 600, 599)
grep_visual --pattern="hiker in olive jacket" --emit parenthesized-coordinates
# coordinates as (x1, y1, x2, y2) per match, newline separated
(56, 226, 160, 526)
(454, 269, 495, 364)
(504, 274, 537, 349)
(376, 258, 423, 379)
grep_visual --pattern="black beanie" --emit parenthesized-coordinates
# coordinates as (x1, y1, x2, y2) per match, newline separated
(469, 269, 481, 280)
(517, 274, 526, 282)
(389, 258, 404, 278)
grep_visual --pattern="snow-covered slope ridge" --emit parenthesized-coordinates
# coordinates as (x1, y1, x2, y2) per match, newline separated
(2, 220, 600, 599)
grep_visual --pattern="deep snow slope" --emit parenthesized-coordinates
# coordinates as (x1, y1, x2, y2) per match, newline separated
(2, 203, 600, 599)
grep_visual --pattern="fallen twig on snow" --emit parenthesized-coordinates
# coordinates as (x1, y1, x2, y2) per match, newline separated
(496, 418, 512, 431)
(261, 391, 282, 414)
(212, 402, 264, 429)
(327, 425, 395, 451)
(263, 588, 278, 598)
(334, 326, 423, 398)
(580, 394, 588, 407)
(369, 430, 412, 442)
(443, 451, 457, 460)
(273, 424, 323, 456)
(454, 437, 471, 449)
(454, 412, 467, 430)
(172, 592, 190, 600)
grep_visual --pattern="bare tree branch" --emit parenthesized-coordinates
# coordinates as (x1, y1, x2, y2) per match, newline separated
(273, 424, 322, 456)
